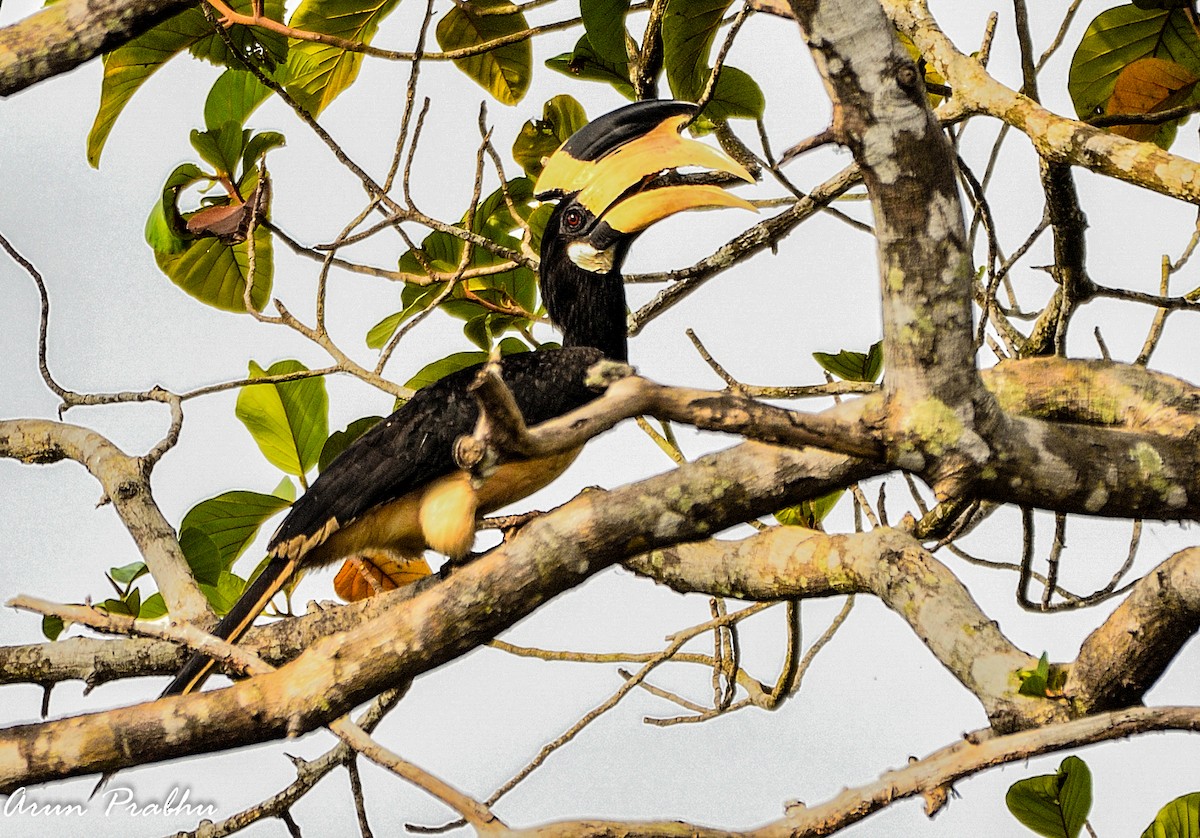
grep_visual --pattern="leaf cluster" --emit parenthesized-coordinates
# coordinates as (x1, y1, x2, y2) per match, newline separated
(1006, 756, 1200, 838)
(1070, 3, 1200, 149)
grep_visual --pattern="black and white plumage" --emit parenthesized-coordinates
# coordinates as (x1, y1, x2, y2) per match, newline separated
(161, 99, 754, 697)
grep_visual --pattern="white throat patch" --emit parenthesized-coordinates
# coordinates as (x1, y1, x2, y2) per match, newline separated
(567, 241, 615, 274)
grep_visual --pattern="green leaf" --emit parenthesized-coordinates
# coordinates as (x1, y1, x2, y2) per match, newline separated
(581, 0, 631, 63)
(100, 586, 142, 616)
(88, 9, 211, 167)
(497, 336, 530, 355)
(139, 593, 168, 620)
(546, 35, 635, 99)
(201, 571, 248, 616)
(109, 561, 149, 586)
(124, 588, 142, 619)
(1016, 651, 1067, 696)
(399, 229, 467, 275)
(366, 306, 420, 350)
(284, 0, 402, 116)
(42, 615, 65, 642)
(512, 94, 589, 177)
(1006, 756, 1092, 838)
(181, 490, 292, 567)
(87, 0, 286, 167)
(272, 476, 297, 502)
(703, 65, 766, 120)
(222, 125, 250, 174)
(145, 197, 189, 255)
(319, 416, 384, 472)
(164, 162, 210, 192)
(1142, 792, 1200, 838)
(1069, 5, 1200, 121)
(241, 130, 286, 178)
(100, 598, 133, 617)
(146, 162, 214, 254)
(452, 267, 536, 325)
(235, 360, 331, 477)
(190, 124, 244, 176)
(368, 279, 454, 350)
(1133, 0, 1193, 12)
(864, 340, 884, 383)
(396, 225, 537, 328)
(659, 0, 762, 121)
(813, 341, 884, 382)
(154, 222, 273, 312)
(662, 0, 731, 101)
(1018, 651, 1052, 697)
(774, 489, 844, 528)
(179, 527, 225, 586)
(188, 0, 288, 70)
(205, 69, 274, 131)
(472, 177, 537, 238)
(437, 0, 532, 105)
(405, 351, 489, 390)
(464, 312, 495, 350)
(146, 163, 207, 255)
(526, 202, 555, 254)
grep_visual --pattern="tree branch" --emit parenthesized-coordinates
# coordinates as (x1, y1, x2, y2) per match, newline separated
(0, 441, 876, 788)
(1068, 546, 1200, 713)
(508, 707, 1200, 836)
(787, 0, 994, 502)
(0, 419, 211, 623)
(885, 0, 1200, 206)
(0, 0, 195, 97)
(629, 526, 1047, 730)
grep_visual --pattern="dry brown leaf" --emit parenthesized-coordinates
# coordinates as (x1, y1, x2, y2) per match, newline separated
(185, 201, 248, 240)
(333, 551, 433, 602)
(1106, 57, 1199, 142)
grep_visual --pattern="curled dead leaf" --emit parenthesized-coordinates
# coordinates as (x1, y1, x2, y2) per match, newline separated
(333, 550, 433, 602)
(184, 176, 271, 244)
(1105, 56, 1200, 142)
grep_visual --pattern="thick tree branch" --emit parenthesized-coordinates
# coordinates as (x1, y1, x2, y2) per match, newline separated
(786, 0, 995, 502)
(885, 0, 1200, 206)
(0, 419, 211, 622)
(457, 361, 886, 472)
(1068, 546, 1200, 713)
(469, 355, 1200, 520)
(630, 526, 1047, 730)
(0, 442, 876, 788)
(0, 0, 196, 97)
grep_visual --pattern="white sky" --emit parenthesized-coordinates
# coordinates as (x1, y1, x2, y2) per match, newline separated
(2, 1, 1199, 835)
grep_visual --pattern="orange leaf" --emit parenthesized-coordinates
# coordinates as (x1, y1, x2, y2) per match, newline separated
(333, 551, 432, 602)
(1105, 57, 1199, 142)
(186, 202, 248, 240)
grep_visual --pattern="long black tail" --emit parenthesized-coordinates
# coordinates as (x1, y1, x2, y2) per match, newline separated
(160, 554, 298, 697)
(91, 555, 300, 796)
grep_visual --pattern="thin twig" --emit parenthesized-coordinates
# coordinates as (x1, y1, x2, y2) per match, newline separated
(693, 2, 753, 115)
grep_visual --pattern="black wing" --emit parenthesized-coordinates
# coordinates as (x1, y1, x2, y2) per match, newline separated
(268, 346, 608, 552)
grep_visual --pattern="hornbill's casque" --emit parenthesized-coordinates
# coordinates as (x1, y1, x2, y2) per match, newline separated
(163, 100, 755, 697)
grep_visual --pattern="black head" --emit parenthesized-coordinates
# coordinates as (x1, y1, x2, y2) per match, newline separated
(533, 100, 758, 360)
(538, 196, 635, 361)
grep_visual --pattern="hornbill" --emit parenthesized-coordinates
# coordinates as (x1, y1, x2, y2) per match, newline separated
(163, 100, 755, 696)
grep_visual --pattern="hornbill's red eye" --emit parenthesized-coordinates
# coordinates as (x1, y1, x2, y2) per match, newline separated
(562, 207, 586, 233)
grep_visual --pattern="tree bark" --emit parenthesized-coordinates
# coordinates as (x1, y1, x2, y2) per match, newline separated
(0, 0, 196, 97)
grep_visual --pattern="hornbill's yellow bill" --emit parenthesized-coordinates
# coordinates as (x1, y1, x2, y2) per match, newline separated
(535, 100, 756, 242)
(155, 99, 756, 704)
